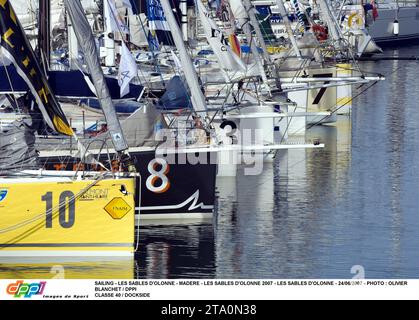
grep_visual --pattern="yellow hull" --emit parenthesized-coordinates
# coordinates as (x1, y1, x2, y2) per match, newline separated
(0, 177, 135, 257)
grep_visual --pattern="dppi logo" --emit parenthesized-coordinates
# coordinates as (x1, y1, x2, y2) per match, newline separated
(6, 280, 46, 298)
(0, 189, 7, 202)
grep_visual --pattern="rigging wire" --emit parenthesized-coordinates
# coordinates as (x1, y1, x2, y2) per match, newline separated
(306, 61, 406, 130)
(0, 56, 20, 112)
(0, 172, 107, 237)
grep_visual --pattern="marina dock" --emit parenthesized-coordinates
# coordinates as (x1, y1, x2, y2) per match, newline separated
(1, 0, 419, 283)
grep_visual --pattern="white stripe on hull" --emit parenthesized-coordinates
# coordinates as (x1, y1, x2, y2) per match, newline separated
(136, 212, 213, 225)
(0, 251, 133, 257)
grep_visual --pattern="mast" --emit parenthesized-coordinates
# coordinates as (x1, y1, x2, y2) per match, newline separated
(317, 0, 342, 42)
(242, 0, 283, 91)
(38, 0, 50, 68)
(242, 0, 271, 64)
(63, 0, 129, 152)
(160, 0, 207, 114)
(67, 12, 80, 69)
(230, 0, 270, 90)
(180, 0, 188, 41)
(103, 0, 116, 67)
(275, 0, 302, 59)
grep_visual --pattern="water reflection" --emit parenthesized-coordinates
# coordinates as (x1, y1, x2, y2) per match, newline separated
(215, 168, 276, 278)
(211, 115, 353, 278)
(132, 46, 419, 278)
(0, 259, 134, 279)
(2, 46, 419, 279)
(135, 224, 215, 279)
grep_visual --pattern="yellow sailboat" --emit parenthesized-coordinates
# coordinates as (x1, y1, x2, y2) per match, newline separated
(0, 0, 137, 260)
(0, 175, 135, 257)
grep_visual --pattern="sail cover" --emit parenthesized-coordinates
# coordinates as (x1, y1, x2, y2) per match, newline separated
(0, 0, 73, 136)
(158, 75, 192, 110)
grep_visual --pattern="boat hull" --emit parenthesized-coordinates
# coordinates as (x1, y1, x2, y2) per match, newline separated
(40, 150, 217, 222)
(369, 7, 419, 43)
(0, 177, 135, 257)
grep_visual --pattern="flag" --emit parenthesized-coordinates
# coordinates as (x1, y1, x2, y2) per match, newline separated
(118, 42, 137, 97)
(229, 34, 241, 57)
(0, 0, 73, 135)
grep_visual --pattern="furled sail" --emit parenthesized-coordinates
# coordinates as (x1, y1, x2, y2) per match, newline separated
(0, 117, 39, 171)
(228, 0, 270, 87)
(63, 0, 128, 152)
(0, 0, 73, 136)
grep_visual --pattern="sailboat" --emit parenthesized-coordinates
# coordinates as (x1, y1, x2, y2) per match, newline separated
(350, 0, 419, 43)
(0, 0, 136, 258)
(237, 0, 385, 124)
(2, 0, 218, 223)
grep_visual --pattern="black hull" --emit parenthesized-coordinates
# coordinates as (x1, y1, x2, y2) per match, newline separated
(40, 150, 217, 219)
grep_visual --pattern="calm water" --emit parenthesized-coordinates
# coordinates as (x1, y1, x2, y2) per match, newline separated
(2, 45, 419, 279)
(137, 44, 419, 279)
